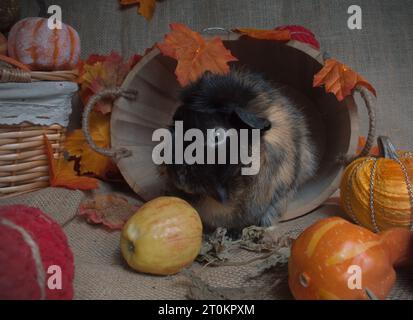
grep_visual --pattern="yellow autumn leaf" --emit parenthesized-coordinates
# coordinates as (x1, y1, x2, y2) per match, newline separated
(64, 129, 84, 158)
(44, 135, 98, 190)
(64, 111, 116, 178)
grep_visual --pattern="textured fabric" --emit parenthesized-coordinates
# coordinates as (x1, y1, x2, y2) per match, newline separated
(1, 188, 412, 300)
(0, 82, 78, 126)
(0, 187, 83, 225)
(20, 0, 413, 150)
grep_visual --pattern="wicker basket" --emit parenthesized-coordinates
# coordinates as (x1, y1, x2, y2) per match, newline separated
(0, 59, 78, 198)
(0, 123, 65, 197)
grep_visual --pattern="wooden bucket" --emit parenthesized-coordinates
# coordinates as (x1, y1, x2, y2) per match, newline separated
(83, 32, 376, 221)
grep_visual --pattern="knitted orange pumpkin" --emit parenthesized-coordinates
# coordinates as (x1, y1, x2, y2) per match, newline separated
(7, 17, 80, 71)
(288, 217, 413, 300)
(340, 136, 413, 232)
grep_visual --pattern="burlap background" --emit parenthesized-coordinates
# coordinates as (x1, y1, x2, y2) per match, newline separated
(1, 187, 412, 300)
(5, 0, 412, 299)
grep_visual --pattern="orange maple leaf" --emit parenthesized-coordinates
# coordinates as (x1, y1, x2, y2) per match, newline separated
(157, 23, 238, 86)
(233, 28, 291, 41)
(120, 0, 156, 20)
(43, 135, 98, 190)
(313, 58, 376, 102)
(64, 111, 118, 179)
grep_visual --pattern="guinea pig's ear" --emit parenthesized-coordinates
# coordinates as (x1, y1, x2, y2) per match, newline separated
(232, 108, 272, 131)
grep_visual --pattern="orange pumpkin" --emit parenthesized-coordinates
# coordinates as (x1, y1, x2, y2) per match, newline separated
(0, 32, 6, 55)
(7, 17, 80, 71)
(288, 217, 413, 300)
(341, 136, 413, 232)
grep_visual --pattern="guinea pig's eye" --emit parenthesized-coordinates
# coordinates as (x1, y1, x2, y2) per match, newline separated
(207, 128, 227, 147)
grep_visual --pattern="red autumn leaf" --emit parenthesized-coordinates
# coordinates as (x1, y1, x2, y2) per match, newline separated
(43, 135, 99, 190)
(157, 23, 238, 86)
(275, 25, 320, 49)
(120, 0, 156, 20)
(78, 194, 140, 230)
(357, 136, 380, 156)
(234, 28, 291, 41)
(313, 58, 376, 101)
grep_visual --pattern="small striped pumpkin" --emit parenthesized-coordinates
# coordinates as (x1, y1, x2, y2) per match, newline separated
(288, 217, 413, 300)
(341, 136, 413, 232)
(8, 17, 80, 71)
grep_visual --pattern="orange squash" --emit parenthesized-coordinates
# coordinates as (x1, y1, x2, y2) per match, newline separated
(288, 217, 413, 300)
(341, 136, 413, 232)
(7, 17, 80, 71)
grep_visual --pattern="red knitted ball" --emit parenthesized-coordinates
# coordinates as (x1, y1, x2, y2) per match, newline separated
(276, 25, 320, 50)
(0, 205, 74, 300)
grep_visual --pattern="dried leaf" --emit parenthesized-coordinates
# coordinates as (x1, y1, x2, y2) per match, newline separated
(64, 111, 118, 179)
(43, 135, 99, 190)
(240, 226, 273, 252)
(187, 227, 294, 300)
(313, 58, 376, 101)
(240, 226, 294, 252)
(78, 193, 139, 230)
(78, 52, 141, 114)
(157, 23, 238, 86)
(234, 28, 291, 41)
(120, 0, 156, 20)
(197, 227, 233, 264)
(357, 136, 380, 156)
(197, 226, 293, 267)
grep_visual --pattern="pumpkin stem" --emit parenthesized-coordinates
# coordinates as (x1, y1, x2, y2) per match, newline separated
(377, 136, 398, 160)
(365, 288, 380, 300)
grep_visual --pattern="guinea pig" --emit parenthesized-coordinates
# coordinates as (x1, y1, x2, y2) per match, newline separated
(162, 69, 319, 233)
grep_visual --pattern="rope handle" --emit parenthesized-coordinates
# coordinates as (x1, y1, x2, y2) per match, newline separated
(341, 85, 377, 164)
(82, 87, 137, 159)
(354, 86, 377, 159)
